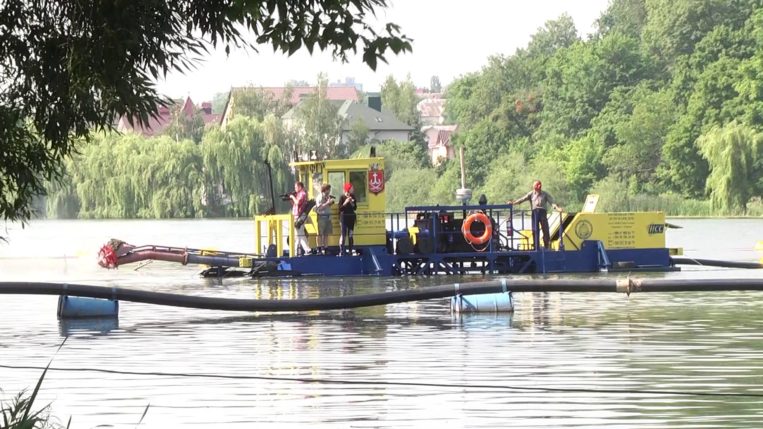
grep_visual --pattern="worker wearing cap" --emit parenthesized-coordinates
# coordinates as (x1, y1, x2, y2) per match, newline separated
(508, 180, 562, 250)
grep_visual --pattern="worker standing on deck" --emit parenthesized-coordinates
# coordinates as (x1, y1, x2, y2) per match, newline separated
(289, 181, 312, 256)
(508, 180, 562, 250)
(314, 183, 335, 255)
(338, 182, 357, 256)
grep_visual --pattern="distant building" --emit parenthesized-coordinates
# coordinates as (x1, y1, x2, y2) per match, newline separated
(336, 100, 413, 145)
(330, 77, 362, 91)
(282, 98, 413, 152)
(423, 124, 457, 166)
(117, 97, 220, 137)
(220, 85, 360, 128)
(416, 93, 446, 126)
(416, 93, 456, 165)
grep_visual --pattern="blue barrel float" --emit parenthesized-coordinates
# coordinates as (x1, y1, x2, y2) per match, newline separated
(57, 295, 119, 318)
(450, 279, 514, 313)
(451, 292, 513, 313)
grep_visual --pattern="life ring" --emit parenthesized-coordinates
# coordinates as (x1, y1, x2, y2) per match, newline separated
(462, 212, 492, 245)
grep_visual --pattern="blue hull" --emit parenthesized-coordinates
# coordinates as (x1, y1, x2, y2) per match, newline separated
(258, 241, 674, 277)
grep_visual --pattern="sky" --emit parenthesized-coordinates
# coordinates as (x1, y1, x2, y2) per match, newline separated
(156, 0, 612, 102)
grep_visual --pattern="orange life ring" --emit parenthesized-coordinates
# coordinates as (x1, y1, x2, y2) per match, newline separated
(462, 212, 492, 245)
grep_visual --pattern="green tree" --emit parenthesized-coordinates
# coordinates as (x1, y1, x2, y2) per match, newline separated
(540, 31, 648, 139)
(211, 92, 230, 114)
(697, 122, 762, 212)
(596, 0, 648, 39)
(381, 75, 419, 125)
(385, 168, 435, 212)
(164, 103, 206, 144)
(556, 135, 605, 201)
(229, 87, 293, 121)
(479, 152, 527, 204)
(601, 86, 676, 189)
(345, 120, 370, 155)
(352, 139, 429, 182)
(294, 74, 342, 157)
(55, 133, 204, 219)
(0, 0, 410, 224)
(201, 117, 271, 217)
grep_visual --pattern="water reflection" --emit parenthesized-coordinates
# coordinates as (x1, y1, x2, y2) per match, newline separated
(2, 219, 763, 427)
(451, 312, 514, 329)
(58, 317, 119, 337)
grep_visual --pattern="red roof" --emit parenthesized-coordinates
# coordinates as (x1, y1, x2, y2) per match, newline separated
(117, 97, 219, 137)
(423, 125, 457, 149)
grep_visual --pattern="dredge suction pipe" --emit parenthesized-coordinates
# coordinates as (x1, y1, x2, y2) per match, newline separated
(3, 278, 763, 312)
(671, 257, 763, 269)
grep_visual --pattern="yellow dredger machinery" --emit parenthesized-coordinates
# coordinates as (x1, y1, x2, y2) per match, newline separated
(518, 195, 681, 255)
(97, 159, 760, 277)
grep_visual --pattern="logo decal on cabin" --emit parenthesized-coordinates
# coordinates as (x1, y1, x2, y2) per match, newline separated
(647, 224, 665, 234)
(368, 163, 384, 194)
(575, 220, 593, 240)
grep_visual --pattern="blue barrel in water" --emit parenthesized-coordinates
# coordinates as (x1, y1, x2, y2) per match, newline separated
(451, 292, 513, 313)
(57, 295, 119, 319)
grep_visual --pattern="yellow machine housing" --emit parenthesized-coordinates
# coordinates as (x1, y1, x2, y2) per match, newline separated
(554, 211, 667, 250)
(254, 157, 386, 256)
(517, 194, 669, 251)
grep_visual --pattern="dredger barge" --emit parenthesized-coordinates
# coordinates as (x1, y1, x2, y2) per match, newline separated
(98, 155, 687, 277)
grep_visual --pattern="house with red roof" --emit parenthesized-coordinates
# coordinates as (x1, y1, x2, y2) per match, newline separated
(417, 93, 446, 126)
(416, 93, 456, 165)
(220, 85, 360, 128)
(423, 124, 457, 166)
(117, 97, 220, 137)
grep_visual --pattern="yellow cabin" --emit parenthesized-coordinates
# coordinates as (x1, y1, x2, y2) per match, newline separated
(254, 156, 386, 256)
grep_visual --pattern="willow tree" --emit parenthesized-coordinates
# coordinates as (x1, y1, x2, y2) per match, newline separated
(697, 122, 762, 212)
(57, 133, 204, 219)
(0, 0, 411, 225)
(201, 117, 274, 217)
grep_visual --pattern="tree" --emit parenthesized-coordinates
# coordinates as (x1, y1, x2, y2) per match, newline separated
(230, 87, 293, 121)
(596, 0, 647, 39)
(345, 120, 370, 155)
(385, 168, 435, 212)
(540, 32, 648, 139)
(201, 116, 283, 217)
(697, 122, 762, 212)
(295, 74, 342, 158)
(0, 0, 411, 224)
(430, 75, 442, 93)
(381, 75, 419, 125)
(601, 86, 676, 189)
(164, 103, 206, 144)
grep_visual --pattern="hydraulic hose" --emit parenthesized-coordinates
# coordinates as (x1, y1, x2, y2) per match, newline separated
(2, 278, 763, 312)
(671, 257, 763, 269)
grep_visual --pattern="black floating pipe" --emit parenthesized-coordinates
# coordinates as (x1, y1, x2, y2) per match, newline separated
(3, 279, 763, 312)
(672, 257, 763, 269)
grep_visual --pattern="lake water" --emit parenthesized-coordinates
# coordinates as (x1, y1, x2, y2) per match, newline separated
(1, 218, 763, 428)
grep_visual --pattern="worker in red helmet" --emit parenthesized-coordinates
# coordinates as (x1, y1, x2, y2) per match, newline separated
(508, 180, 562, 250)
(338, 182, 357, 256)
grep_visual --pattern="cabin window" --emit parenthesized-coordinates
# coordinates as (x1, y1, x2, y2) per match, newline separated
(310, 171, 323, 198)
(349, 171, 367, 203)
(327, 171, 345, 201)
